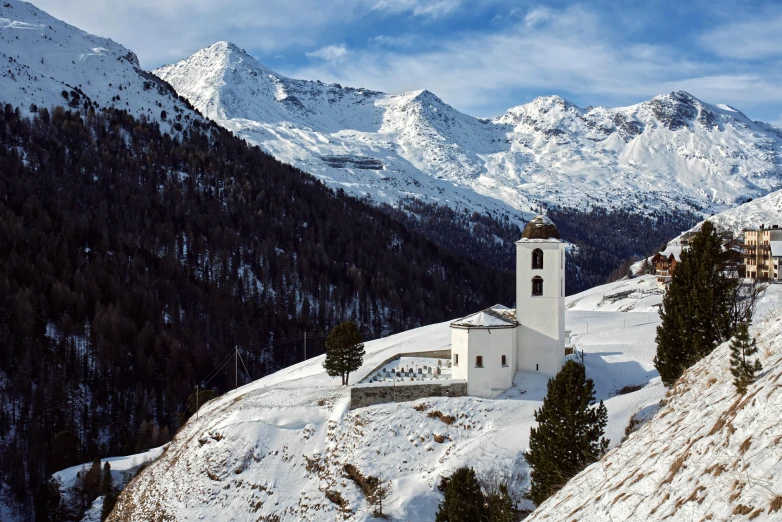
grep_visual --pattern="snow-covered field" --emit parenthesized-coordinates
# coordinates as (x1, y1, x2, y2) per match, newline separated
(528, 285, 782, 521)
(156, 42, 782, 218)
(109, 276, 667, 521)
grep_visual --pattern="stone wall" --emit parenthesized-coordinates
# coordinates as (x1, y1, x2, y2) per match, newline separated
(350, 379, 467, 410)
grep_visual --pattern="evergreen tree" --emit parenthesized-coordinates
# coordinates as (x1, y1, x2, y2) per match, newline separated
(435, 467, 488, 522)
(323, 321, 365, 385)
(730, 322, 762, 394)
(526, 360, 608, 506)
(485, 484, 515, 522)
(654, 221, 735, 386)
(101, 462, 112, 497)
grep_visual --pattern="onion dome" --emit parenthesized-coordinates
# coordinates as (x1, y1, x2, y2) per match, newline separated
(521, 214, 560, 240)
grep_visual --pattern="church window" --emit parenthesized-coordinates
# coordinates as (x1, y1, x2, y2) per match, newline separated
(532, 276, 543, 296)
(532, 248, 543, 269)
(454, 354, 459, 365)
(476, 355, 483, 367)
(501, 355, 507, 366)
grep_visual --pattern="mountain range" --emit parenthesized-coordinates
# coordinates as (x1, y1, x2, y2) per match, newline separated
(155, 41, 782, 218)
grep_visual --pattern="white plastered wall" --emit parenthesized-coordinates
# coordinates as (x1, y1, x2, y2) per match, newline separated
(451, 327, 516, 398)
(515, 241, 566, 376)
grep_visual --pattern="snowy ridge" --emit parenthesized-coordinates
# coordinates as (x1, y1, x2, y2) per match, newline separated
(0, 0, 202, 128)
(527, 286, 782, 522)
(109, 276, 668, 521)
(156, 43, 782, 217)
(671, 188, 782, 246)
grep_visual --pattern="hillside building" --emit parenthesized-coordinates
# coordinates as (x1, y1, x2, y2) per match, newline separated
(743, 225, 782, 281)
(651, 252, 680, 288)
(450, 215, 566, 398)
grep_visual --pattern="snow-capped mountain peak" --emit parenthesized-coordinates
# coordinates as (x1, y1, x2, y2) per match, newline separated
(0, 0, 202, 127)
(156, 45, 782, 217)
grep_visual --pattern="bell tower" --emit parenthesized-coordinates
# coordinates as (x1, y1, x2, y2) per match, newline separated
(515, 214, 566, 376)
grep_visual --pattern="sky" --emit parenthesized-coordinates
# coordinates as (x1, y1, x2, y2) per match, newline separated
(32, 0, 782, 123)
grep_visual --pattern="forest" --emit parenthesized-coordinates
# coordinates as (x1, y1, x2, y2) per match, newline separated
(381, 199, 698, 295)
(0, 103, 514, 518)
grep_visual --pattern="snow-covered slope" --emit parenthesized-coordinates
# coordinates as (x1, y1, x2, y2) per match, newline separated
(156, 42, 782, 217)
(0, 0, 201, 128)
(527, 285, 782, 522)
(671, 188, 782, 246)
(109, 276, 666, 521)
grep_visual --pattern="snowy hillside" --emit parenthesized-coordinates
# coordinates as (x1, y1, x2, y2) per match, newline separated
(0, 0, 202, 128)
(668, 188, 782, 247)
(109, 276, 667, 521)
(156, 42, 782, 217)
(527, 285, 782, 522)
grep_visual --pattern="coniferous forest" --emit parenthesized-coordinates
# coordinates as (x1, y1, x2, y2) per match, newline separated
(381, 199, 698, 295)
(0, 103, 514, 516)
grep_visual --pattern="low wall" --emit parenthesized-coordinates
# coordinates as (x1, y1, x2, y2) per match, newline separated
(350, 379, 467, 410)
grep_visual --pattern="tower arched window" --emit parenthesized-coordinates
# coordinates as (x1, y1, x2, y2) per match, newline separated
(532, 248, 543, 269)
(532, 276, 543, 296)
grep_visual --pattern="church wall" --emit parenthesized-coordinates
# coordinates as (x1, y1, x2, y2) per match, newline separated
(457, 327, 516, 398)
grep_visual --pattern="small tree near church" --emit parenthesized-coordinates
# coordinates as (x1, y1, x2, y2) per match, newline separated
(526, 360, 608, 506)
(323, 321, 365, 385)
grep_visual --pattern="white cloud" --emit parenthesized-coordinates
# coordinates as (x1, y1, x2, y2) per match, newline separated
(368, 34, 416, 47)
(372, 0, 460, 18)
(288, 5, 782, 117)
(699, 12, 782, 60)
(306, 44, 349, 62)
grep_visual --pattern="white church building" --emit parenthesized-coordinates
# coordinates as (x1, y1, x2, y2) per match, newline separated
(450, 214, 566, 398)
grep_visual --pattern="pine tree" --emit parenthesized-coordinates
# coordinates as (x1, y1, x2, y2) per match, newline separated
(101, 462, 112, 497)
(730, 322, 762, 394)
(485, 484, 515, 522)
(435, 467, 488, 522)
(526, 360, 609, 506)
(654, 221, 735, 386)
(323, 321, 365, 385)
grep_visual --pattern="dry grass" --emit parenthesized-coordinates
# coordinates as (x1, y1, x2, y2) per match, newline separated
(739, 436, 753, 455)
(732, 504, 754, 515)
(427, 410, 456, 425)
(769, 496, 782, 513)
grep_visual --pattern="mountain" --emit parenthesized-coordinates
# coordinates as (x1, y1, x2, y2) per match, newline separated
(0, 0, 201, 127)
(526, 287, 782, 521)
(670, 188, 782, 246)
(108, 276, 669, 521)
(156, 42, 782, 217)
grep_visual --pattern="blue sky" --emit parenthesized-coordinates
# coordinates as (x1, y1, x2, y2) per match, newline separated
(35, 0, 782, 123)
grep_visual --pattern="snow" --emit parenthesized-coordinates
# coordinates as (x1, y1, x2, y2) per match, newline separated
(359, 357, 452, 384)
(0, 0, 203, 130)
(450, 305, 518, 328)
(633, 188, 782, 274)
(110, 276, 670, 521)
(53, 444, 167, 492)
(156, 45, 782, 218)
(527, 285, 782, 522)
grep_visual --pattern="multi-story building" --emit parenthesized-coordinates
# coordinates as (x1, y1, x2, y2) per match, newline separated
(743, 225, 782, 281)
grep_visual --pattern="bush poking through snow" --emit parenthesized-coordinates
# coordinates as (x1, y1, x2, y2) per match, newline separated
(427, 410, 456, 425)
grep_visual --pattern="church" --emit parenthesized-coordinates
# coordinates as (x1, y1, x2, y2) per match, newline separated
(449, 214, 566, 398)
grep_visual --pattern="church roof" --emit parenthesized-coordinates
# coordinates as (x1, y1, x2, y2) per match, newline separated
(520, 214, 561, 241)
(450, 305, 519, 329)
